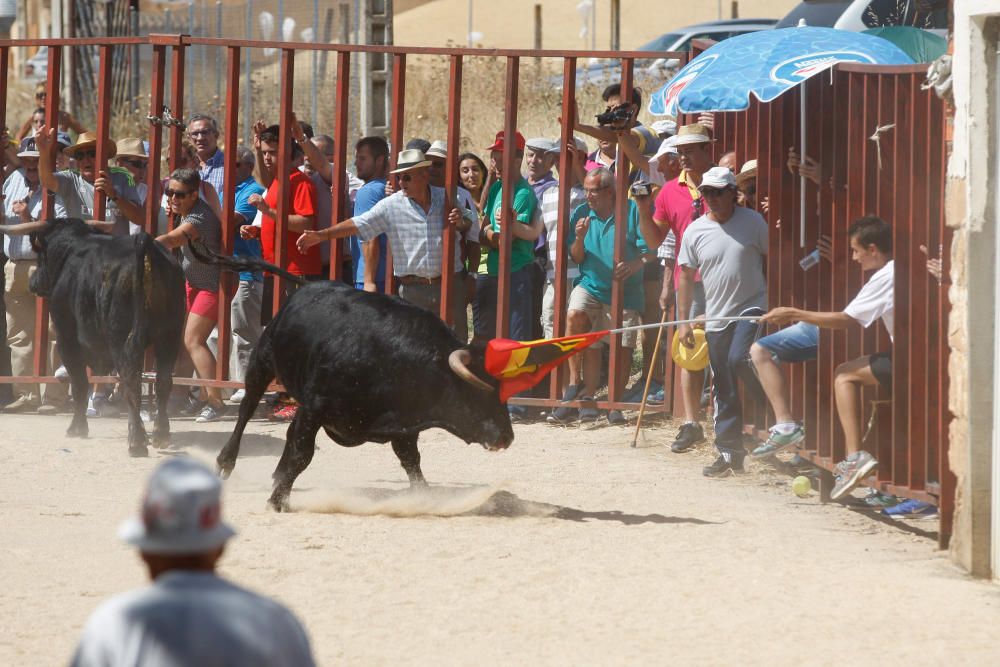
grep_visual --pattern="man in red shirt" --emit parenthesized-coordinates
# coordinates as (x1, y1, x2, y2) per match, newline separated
(240, 124, 321, 322)
(637, 123, 716, 454)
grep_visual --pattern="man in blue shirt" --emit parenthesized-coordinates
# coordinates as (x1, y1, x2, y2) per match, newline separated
(229, 146, 266, 396)
(350, 137, 390, 293)
(556, 167, 653, 426)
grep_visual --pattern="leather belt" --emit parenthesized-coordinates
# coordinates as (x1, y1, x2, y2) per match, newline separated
(398, 275, 441, 286)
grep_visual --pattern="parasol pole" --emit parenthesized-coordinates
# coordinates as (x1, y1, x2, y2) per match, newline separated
(798, 18, 807, 248)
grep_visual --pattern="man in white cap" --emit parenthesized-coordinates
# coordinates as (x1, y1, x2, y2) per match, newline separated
(1, 136, 70, 414)
(635, 123, 717, 454)
(675, 166, 768, 477)
(69, 457, 315, 666)
(524, 137, 559, 200)
(297, 148, 470, 331)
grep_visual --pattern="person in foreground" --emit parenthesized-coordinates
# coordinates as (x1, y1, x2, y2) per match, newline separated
(70, 458, 315, 667)
(756, 216, 894, 501)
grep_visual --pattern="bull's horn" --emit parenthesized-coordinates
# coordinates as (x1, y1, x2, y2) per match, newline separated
(0, 220, 50, 236)
(448, 349, 493, 393)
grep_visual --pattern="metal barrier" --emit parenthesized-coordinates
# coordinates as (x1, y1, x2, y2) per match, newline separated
(706, 62, 954, 545)
(0, 35, 691, 415)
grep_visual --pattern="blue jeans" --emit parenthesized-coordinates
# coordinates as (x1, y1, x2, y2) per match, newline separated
(705, 309, 766, 455)
(472, 265, 534, 340)
(755, 322, 819, 363)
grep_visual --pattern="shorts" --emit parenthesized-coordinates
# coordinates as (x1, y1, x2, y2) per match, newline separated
(186, 283, 219, 321)
(567, 285, 641, 349)
(869, 350, 892, 390)
(755, 322, 819, 363)
(541, 277, 574, 339)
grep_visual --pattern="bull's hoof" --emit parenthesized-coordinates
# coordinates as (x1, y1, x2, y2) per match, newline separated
(128, 444, 149, 458)
(151, 435, 170, 450)
(66, 425, 88, 439)
(217, 464, 233, 480)
(267, 494, 291, 513)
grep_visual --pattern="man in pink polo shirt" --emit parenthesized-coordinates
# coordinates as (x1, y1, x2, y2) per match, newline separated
(636, 122, 716, 453)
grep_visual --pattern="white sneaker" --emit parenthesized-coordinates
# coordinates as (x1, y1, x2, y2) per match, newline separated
(54, 365, 70, 381)
(229, 389, 246, 403)
(86, 396, 98, 418)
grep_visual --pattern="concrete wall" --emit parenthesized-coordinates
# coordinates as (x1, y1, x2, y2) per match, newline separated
(948, 0, 998, 578)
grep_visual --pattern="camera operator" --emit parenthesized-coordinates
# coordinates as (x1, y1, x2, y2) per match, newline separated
(574, 84, 662, 181)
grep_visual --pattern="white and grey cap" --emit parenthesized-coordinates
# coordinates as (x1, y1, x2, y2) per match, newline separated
(118, 457, 236, 555)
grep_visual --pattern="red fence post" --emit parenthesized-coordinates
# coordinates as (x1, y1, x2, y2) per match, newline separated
(216, 45, 242, 383)
(329, 50, 350, 283)
(146, 42, 168, 235)
(607, 57, 633, 407)
(93, 45, 114, 223)
(167, 36, 187, 223)
(549, 55, 577, 400)
(272, 48, 295, 315)
(495, 55, 520, 340)
(440, 54, 463, 326)
(385, 52, 406, 295)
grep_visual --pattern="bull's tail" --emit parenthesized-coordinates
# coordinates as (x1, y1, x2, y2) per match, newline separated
(126, 234, 157, 364)
(184, 235, 306, 286)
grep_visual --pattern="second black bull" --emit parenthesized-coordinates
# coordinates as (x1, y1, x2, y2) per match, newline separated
(189, 243, 515, 511)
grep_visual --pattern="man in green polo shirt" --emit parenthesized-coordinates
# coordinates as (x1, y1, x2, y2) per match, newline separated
(554, 166, 654, 426)
(473, 130, 541, 344)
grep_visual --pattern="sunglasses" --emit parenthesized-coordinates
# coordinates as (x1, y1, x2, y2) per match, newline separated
(400, 174, 415, 182)
(35, 92, 46, 99)
(700, 187, 727, 198)
(188, 129, 215, 138)
(75, 150, 97, 159)
(119, 158, 147, 169)
(165, 188, 195, 198)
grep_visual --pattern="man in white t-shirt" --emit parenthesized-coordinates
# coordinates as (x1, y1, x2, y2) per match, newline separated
(70, 458, 315, 667)
(758, 216, 893, 501)
(676, 167, 768, 478)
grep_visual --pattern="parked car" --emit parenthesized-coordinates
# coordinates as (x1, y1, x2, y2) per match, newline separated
(558, 18, 779, 89)
(776, 0, 948, 36)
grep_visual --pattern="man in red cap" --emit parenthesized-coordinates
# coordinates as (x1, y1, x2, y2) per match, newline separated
(473, 130, 542, 420)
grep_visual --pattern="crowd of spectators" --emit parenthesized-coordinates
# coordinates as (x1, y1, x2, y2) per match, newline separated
(0, 83, 941, 516)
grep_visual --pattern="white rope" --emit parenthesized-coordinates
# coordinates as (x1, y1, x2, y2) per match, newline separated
(608, 315, 760, 336)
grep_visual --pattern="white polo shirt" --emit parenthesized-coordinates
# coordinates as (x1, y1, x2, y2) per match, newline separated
(843, 259, 894, 342)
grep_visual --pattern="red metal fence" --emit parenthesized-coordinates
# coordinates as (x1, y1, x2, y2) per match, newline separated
(0, 36, 952, 541)
(707, 61, 953, 545)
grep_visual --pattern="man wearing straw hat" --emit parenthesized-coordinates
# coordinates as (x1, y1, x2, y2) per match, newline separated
(297, 148, 470, 330)
(115, 138, 150, 205)
(69, 458, 315, 666)
(675, 166, 768, 477)
(636, 122, 717, 454)
(36, 126, 144, 237)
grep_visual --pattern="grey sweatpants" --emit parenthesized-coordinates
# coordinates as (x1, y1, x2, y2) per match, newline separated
(230, 280, 263, 382)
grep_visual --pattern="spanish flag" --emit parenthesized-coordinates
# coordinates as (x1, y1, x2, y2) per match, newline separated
(485, 331, 609, 402)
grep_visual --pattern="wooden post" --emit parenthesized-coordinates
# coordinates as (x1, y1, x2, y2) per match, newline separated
(533, 4, 542, 65)
(611, 0, 620, 51)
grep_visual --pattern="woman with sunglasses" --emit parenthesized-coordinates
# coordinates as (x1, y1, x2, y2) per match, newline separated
(154, 168, 226, 423)
(156, 140, 224, 234)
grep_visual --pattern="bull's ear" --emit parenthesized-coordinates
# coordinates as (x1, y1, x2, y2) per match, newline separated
(467, 339, 489, 361)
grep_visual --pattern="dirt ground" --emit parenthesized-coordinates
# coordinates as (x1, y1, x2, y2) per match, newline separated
(2, 411, 1000, 665)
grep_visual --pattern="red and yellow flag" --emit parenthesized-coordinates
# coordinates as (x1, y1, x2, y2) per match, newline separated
(485, 331, 609, 402)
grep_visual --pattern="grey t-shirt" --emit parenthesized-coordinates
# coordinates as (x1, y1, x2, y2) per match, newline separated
(677, 206, 768, 331)
(54, 170, 142, 236)
(180, 199, 222, 291)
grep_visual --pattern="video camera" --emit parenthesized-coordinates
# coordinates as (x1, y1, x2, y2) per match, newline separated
(596, 103, 638, 129)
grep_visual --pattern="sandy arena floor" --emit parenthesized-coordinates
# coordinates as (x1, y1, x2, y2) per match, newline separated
(2, 411, 1000, 665)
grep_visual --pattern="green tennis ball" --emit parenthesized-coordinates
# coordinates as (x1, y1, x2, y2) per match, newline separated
(791, 476, 812, 497)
